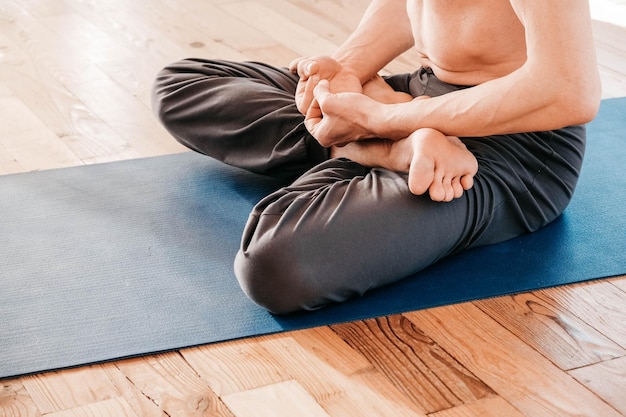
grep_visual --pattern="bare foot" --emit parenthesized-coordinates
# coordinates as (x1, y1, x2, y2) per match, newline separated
(331, 128, 477, 202)
(399, 128, 477, 201)
(331, 139, 400, 168)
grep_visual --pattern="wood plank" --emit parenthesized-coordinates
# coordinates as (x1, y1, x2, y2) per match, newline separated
(0, 142, 26, 175)
(260, 329, 427, 417)
(291, 326, 432, 415)
(610, 276, 626, 293)
(221, 380, 331, 417)
(281, 0, 366, 34)
(21, 366, 120, 414)
(0, 93, 56, 136)
(289, 326, 374, 376)
(405, 303, 624, 417)
(181, 336, 291, 397)
(475, 291, 625, 370)
(240, 44, 303, 68)
(541, 281, 626, 349)
(330, 315, 493, 414)
(99, 363, 162, 417)
(35, 11, 150, 105)
(184, 331, 426, 417)
(112, 352, 235, 417)
(0, 3, 143, 165)
(159, 0, 278, 51)
(0, 127, 84, 171)
(47, 0, 248, 107)
(45, 397, 138, 417)
(569, 356, 626, 415)
(61, 0, 248, 75)
(0, 0, 185, 160)
(220, 1, 340, 58)
(64, 74, 186, 157)
(60, 0, 187, 66)
(429, 396, 526, 417)
(0, 379, 40, 417)
(2, 0, 75, 18)
(0, 81, 26, 174)
(0, 95, 83, 171)
(0, 79, 10, 96)
(596, 60, 626, 98)
(0, 64, 141, 165)
(592, 20, 626, 97)
(187, 329, 427, 417)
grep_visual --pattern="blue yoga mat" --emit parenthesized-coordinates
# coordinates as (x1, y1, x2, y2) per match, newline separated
(1, 98, 625, 379)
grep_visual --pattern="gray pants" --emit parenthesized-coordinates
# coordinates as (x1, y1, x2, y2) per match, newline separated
(152, 60, 585, 314)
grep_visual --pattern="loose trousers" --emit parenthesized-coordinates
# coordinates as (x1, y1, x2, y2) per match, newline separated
(152, 59, 585, 313)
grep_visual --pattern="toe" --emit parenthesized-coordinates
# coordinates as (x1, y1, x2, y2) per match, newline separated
(427, 170, 446, 201)
(408, 157, 435, 196)
(461, 174, 475, 191)
(451, 177, 464, 199)
(442, 176, 455, 202)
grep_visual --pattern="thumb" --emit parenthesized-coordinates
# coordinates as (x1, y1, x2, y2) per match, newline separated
(313, 79, 331, 105)
(296, 59, 319, 80)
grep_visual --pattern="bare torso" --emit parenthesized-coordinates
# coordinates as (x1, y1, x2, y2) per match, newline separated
(408, 0, 527, 85)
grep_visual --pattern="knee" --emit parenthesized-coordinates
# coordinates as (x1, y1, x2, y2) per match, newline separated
(233, 237, 328, 315)
(150, 61, 188, 128)
(150, 60, 222, 153)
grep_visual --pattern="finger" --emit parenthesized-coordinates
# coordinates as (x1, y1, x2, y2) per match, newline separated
(295, 82, 309, 115)
(288, 57, 303, 73)
(304, 115, 322, 135)
(304, 100, 323, 136)
(296, 75, 319, 115)
(313, 79, 331, 105)
(305, 98, 322, 120)
(297, 59, 318, 80)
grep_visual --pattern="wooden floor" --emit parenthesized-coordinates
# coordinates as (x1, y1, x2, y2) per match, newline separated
(1, 1, 625, 416)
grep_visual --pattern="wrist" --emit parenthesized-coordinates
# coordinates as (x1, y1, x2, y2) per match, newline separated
(371, 102, 415, 140)
(331, 53, 377, 86)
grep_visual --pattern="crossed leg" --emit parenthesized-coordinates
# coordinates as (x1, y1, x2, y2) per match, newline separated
(235, 158, 477, 313)
(152, 59, 574, 315)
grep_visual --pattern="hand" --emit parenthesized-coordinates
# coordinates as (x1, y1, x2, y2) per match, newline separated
(305, 80, 381, 147)
(289, 56, 362, 116)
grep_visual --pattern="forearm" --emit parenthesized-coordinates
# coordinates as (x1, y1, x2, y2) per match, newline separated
(374, 65, 601, 139)
(332, 0, 414, 84)
(370, 0, 602, 138)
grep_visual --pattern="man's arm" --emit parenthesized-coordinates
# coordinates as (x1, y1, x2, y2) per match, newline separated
(291, 0, 414, 117)
(376, 0, 602, 139)
(331, 0, 415, 84)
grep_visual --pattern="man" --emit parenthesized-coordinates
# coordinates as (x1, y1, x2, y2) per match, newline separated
(152, 0, 601, 314)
